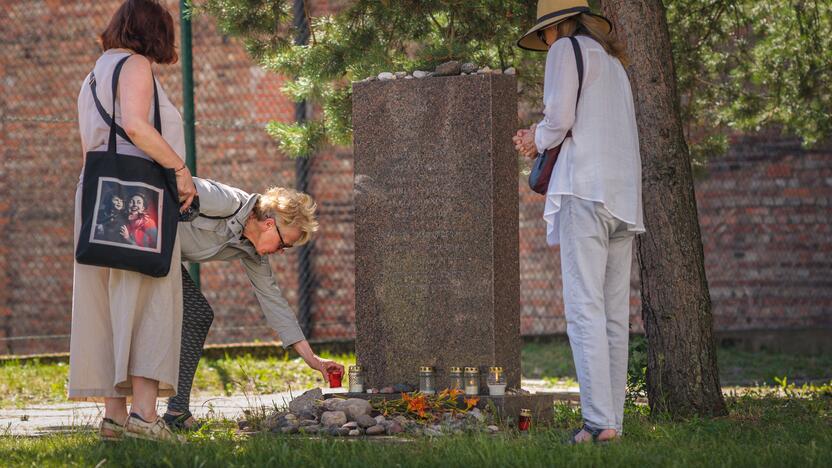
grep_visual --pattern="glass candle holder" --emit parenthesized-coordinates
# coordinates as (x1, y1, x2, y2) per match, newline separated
(487, 366, 506, 396)
(349, 365, 365, 393)
(448, 367, 463, 391)
(518, 408, 532, 431)
(419, 366, 436, 395)
(463, 367, 480, 396)
(328, 368, 343, 388)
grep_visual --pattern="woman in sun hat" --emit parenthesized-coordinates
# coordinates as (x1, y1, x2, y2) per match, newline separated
(513, 0, 645, 444)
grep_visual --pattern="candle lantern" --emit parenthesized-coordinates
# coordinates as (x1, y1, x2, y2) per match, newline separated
(349, 365, 365, 393)
(463, 367, 480, 396)
(328, 368, 343, 388)
(448, 367, 464, 391)
(487, 366, 507, 396)
(518, 408, 532, 431)
(419, 366, 436, 395)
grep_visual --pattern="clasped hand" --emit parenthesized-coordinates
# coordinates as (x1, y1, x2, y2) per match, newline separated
(512, 124, 539, 159)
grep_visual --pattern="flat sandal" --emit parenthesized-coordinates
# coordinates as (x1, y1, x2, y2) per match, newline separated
(123, 412, 185, 443)
(99, 417, 125, 442)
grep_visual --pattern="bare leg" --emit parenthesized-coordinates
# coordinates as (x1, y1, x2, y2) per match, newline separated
(130, 376, 159, 422)
(102, 397, 128, 437)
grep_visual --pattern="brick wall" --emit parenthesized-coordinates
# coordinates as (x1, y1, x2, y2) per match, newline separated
(698, 135, 832, 331)
(1, 0, 829, 355)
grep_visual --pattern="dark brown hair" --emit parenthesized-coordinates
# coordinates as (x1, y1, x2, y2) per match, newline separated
(100, 0, 178, 64)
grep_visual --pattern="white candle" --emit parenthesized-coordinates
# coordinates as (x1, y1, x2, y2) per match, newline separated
(488, 384, 506, 396)
(349, 384, 364, 393)
(465, 385, 479, 396)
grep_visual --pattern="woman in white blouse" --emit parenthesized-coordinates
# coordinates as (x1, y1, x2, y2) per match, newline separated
(514, 0, 645, 444)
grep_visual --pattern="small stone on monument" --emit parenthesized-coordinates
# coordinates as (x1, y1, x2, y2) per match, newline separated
(461, 62, 478, 74)
(434, 60, 461, 76)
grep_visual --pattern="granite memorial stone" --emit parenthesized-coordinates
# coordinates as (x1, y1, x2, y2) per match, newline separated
(353, 73, 521, 391)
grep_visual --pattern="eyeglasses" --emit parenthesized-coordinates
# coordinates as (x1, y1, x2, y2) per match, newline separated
(273, 220, 294, 251)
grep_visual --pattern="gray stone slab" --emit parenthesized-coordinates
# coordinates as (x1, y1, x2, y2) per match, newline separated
(352, 74, 520, 391)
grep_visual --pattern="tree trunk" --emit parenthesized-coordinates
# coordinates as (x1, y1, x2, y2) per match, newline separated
(600, 0, 727, 417)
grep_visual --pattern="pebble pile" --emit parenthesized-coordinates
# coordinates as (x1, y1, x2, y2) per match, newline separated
(238, 388, 501, 437)
(358, 60, 516, 83)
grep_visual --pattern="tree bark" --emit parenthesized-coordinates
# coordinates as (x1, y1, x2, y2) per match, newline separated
(600, 0, 727, 417)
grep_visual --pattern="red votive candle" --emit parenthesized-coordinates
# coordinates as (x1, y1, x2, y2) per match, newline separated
(328, 369, 343, 388)
(518, 408, 532, 431)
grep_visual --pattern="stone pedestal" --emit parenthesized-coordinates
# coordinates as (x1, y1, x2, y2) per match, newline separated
(352, 74, 520, 391)
(325, 393, 556, 426)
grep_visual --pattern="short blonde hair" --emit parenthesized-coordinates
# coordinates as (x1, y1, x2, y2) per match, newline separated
(253, 187, 319, 246)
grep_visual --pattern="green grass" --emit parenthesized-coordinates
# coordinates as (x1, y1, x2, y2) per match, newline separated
(521, 339, 832, 387)
(2, 342, 831, 408)
(2, 390, 830, 467)
(717, 348, 832, 386)
(0, 352, 355, 409)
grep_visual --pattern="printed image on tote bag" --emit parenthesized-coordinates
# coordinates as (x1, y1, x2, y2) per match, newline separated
(89, 177, 164, 253)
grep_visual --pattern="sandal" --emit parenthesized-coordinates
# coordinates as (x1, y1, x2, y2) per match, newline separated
(123, 412, 185, 443)
(567, 424, 603, 445)
(163, 410, 202, 432)
(99, 417, 125, 442)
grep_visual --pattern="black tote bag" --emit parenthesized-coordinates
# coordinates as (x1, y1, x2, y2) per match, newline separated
(75, 55, 179, 277)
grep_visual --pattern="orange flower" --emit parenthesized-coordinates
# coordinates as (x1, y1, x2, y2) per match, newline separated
(464, 396, 479, 410)
(449, 388, 463, 399)
(405, 393, 428, 418)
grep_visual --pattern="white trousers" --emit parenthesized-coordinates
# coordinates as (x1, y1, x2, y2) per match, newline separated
(558, 196, 634, 432)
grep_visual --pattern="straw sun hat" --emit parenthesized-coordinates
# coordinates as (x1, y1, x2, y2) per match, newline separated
(517, 0, 613, 51)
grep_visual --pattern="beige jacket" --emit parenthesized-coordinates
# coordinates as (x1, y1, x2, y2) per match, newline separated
(179, 178, 305, 348)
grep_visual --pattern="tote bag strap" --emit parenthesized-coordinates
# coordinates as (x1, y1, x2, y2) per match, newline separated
(562, 36, 584, 139)
(89, 54, 161, 152)
(568, 36, 584, 106)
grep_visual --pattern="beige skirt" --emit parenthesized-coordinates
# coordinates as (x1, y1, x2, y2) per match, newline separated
(68, 183, 182, 401)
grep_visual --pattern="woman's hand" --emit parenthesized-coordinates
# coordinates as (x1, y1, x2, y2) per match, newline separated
(175, 166, 197, 213)
(513, 124, 539, 159)
(291, 340, 345, 384)
(316, 358, 345, 382)
(120, 225, 130, 241)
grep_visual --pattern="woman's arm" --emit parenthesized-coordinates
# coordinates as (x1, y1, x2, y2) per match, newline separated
(534, 39, 580, 153)
(239, 256, 345, 381)
(292, 339, 345, 382)
(119, 55, 196, 211)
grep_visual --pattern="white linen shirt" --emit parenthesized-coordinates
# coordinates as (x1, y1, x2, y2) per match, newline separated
(534, 35, 644, 245)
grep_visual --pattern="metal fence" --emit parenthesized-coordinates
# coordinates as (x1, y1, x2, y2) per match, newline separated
(0, 0, 580, 357)
(0, 0, 360, 355)
(5, 0, 816, 357)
